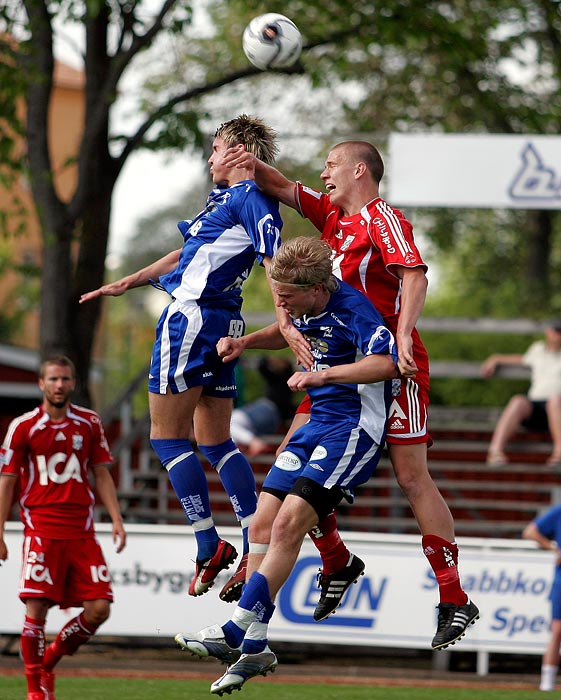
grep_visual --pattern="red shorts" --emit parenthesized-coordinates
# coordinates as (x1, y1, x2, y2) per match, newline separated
(385, 377, 431, 445)
(296, 376, 431, 446)
(19, 535, 113, 608)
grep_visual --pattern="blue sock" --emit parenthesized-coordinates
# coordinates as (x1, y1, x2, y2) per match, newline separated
(222, 622, 244, 649)
(241, 601, 276, 654)
(198, 440, 257, 555)
(222, 572, 274, 648)
(151, 438, 218, 559)
(242, 632, 270, 655)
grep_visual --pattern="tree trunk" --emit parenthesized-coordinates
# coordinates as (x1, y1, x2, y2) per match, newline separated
(69, 182, 114, 406)
(39, 221, 74, 358)
(60, 3, 117, 407)
(22, 0, 76, 377)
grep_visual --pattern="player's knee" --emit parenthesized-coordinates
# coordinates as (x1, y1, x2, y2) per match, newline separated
(270, 513, 296, 547)
(84, 600, 111, 627)
(248, 511, 272, 544)
(393, 463, 431, 501)
(25, 598, 50, 620)
(270, 506, 309, 546)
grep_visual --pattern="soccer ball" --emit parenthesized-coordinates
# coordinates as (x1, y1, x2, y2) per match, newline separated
(242, 13, 302, 71)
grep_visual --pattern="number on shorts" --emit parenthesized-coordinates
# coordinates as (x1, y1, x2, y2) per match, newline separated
(228, 319, 244, 338)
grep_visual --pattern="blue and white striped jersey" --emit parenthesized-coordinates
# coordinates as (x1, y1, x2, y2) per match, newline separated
(157, 181, 282, 308)
(292, 280, 397, 441)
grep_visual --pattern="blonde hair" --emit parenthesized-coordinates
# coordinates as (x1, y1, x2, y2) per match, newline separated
(269, 237, 338, 292)
(215, 114, 279, 165)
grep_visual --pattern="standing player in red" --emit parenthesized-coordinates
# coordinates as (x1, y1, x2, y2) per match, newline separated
(0, 355, 126, 700)
(223, 141, 478, 649)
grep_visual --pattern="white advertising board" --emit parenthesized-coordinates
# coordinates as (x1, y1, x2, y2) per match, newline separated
(388, 133, 561, 209)
(0, 523, 552, 657)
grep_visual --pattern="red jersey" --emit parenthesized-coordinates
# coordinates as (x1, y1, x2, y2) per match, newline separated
(0, 404, 114, 539)
(295, 184, 430, 392)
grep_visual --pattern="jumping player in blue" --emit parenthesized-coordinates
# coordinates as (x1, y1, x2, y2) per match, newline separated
(80, 115, 283, 602)
(175, 236, 398, 695)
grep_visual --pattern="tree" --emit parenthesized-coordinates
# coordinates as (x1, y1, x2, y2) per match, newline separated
(1, 0, 353, 403)
(0, 0, 267, 403)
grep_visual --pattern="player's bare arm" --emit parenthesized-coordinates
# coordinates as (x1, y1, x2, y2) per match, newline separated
(92, 466, 127, 553)
(79, 249, 182, 304)
(263, 256, 313, 369)
(287, 353, 397, 392)
(216, 337, 245, 362)
(223, 145, 298, 209)
(394, 266, 428, 376)
(275, 307, 313, 369)
(217, 323, 289, 363)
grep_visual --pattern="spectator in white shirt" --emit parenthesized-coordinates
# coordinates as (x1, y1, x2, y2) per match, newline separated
(481, 320, 561, 467)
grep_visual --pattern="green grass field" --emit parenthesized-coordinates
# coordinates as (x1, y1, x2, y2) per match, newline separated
(0, 676, 546, 700)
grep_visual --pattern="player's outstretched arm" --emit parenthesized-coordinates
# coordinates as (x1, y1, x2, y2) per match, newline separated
(79, 249, 181, 304)
(216, 337, 246, 362)
(92, 466, 127, 553)
(217, 323, 289, 363)
(79, 277, 132, 302)
(287, 354, 398, 391)
(223, 145, 298, 209)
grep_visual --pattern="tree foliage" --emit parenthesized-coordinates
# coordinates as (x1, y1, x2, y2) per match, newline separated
(0, 0, 560, 404)
(0, 0, 258, 403)
(146, 0, 561, 317)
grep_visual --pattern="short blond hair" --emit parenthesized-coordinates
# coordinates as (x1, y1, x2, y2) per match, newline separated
(215, 114, 278, 165)
(269, 237, 338, 291)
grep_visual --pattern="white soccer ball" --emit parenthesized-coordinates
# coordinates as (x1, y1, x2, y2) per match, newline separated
(242, 13, 302, 71)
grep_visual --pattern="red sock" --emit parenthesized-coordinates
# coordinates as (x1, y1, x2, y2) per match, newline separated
(422, 534, 468, 605)
(309, 511, 350, 574)
(43, 612, 98, 671)
(21, 615, 45, 694)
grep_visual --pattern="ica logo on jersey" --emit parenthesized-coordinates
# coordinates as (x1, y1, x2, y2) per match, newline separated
(36, 452, 84, 485)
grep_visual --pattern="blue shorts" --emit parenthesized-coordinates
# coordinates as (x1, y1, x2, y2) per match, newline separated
(551, 575, 561, 620)
(148, 299, 245, 396)
(263, 418, 384, 495)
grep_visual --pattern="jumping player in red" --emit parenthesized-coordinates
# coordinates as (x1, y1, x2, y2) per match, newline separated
(0, 355, 126, 700)
(223, 141, 479, 650)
